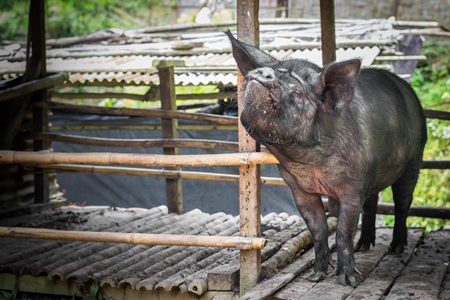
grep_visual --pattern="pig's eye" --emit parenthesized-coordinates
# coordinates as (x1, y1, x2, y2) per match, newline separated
(289, 84, 304, 97)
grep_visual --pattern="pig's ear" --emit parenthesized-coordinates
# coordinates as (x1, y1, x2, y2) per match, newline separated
(315, 59, 361, 113)
(224, 29, 279, 76)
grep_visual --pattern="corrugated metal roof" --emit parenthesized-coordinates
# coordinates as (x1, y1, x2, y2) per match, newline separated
(0, 18, 412, 87)
(0, 205, 325, 296)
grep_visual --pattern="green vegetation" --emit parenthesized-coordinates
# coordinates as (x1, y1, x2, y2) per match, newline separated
(0, 0, 174, 42)
(382, 42, 450, 231)
(1, 285, 17, 300)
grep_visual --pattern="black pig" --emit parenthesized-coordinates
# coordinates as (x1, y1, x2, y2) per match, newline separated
(225, 30, 427, 287)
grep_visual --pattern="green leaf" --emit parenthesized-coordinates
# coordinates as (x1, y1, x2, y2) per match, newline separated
(89, 282, 99, 298)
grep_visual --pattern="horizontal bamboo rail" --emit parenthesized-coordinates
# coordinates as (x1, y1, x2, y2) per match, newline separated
(50, 124, 238, 131)
(0, 150, 279, 167)
(52, 91, 236, 102)
(0, 227, 267, 250)
(1, 150, 447, 170)
(24, 163, 287, 186)
(0, 73, 68, 102)
(36, 101, 238, 125)
(26, 132, 241, 151)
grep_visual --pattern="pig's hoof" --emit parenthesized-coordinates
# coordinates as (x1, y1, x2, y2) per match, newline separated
(304, 270, 326, 282)
(355, 238, 375, 252)
(388, 243, 405, 254)
(337, 274, 357, 287)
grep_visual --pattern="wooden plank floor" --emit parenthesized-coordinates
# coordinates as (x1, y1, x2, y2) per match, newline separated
(244, 227, 450, 300)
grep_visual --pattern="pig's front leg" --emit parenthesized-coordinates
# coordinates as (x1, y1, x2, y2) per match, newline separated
(278, 166, 330, 282)
(335, 196, 362, 287)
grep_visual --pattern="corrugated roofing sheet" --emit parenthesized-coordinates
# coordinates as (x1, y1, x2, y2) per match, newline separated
(0, 18, 410, 87)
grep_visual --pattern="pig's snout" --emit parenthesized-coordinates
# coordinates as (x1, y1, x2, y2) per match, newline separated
(246, 67, 281, 109)
(249, 67, 275, 84)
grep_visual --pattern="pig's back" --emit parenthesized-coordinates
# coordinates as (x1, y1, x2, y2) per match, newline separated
(345, 68, 427, 191)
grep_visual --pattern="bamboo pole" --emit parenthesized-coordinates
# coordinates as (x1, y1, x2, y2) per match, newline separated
(0, 227, 267, 250)
(1, 151, 447, 170)
(36, 101, 237, 125)
(0, 150, 279, 167)
(24, 163, 287, 185)
(27, 132, 240, 151)
(0, 73, 68, 102)
(52, 91, 236, 102)
(49, 124, 238, 131)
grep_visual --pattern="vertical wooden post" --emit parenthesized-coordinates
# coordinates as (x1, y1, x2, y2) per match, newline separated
(320, 0, 337, 66)
(155, 60, 184, 214)
(0, 0, 47, 150)
(236, 0, 261, 295)
(31, 0, 49, 204)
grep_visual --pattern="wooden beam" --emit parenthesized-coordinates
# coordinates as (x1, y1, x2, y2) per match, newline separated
(156, 60, 183, 214)
(29, 0, 49, 204)
(236, 0, 262, 295)
(0, 0, 45, 150)
(320, 0, 336, 65)
(0, 74, 68, 102)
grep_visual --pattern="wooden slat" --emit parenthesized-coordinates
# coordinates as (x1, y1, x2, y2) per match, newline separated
(301, 228, 422, 300)
(262, 227, 424, 300)
(240, 218, 337, 300)
(346, 228, 423, 300)
(385, 229, 450, 299)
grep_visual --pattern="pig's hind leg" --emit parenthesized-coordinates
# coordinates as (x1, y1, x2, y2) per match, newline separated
(355, 194, 378, 252)
(389, 162, 420, 254)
